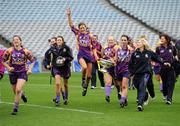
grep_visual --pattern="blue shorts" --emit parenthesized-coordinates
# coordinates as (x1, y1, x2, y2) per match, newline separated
(77, 51, 93, 63)
(52, 67, 71, 79)
(9, 72, 28, 85)
(115, 71, 130, 81)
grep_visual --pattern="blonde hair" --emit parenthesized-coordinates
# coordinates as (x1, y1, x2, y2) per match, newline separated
(139, 35, 148, 40)
(142, 38, 149, 49)
(137, 36, 149, 49)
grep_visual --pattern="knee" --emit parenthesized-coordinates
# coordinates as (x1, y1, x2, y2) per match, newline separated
(64, 83, 68, 88)
(87, 76, 92, 80)
(82, 65, 87, 70)
(122, 85, 127, 90)
(16, 89, 21, 94)
(56, 83, 60, 86)
(105, 80, 111, 86)
(156, 76, 160, 81)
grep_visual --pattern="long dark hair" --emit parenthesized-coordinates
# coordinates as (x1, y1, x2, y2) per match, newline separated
(121, 35, 129, 41)
(13, 35, 22, 41)
(159, 34, 171, 45)
(57, 36, 65, 43)
(78, 22, 87, 29)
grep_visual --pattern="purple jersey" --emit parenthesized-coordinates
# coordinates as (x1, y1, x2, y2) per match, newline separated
(71, 26, 94, 62)
(92, 41, 102, 62)
(116, 48, 131, 73)
(3, 47, 35, 72)
(102, 45, 116, 76)
(156, 45, 176, 64)
(78, 33, 92, 53)
(0, 50, 5, 74)
(94, 41, 102, 58)
(103, 45, 115, 60)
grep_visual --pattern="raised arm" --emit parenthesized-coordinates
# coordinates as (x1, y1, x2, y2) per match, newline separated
(67, 8, 79, 35)
(67, 8, 73, 28)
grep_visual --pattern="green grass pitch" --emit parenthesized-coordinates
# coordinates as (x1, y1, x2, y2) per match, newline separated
(0, 73, 180, 126)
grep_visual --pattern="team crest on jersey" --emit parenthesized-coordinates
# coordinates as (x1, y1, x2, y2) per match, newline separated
(169, 49, 172, 53)
(63, 48, 66, 52)
(79, 35, 89, 47)
(135, 55, 140, 58)
(119, 50, 126, 56)
(12, 54, 16, 57)
(145, 54, 149, 58)
(160, 50, 164, 53)
(12, 52, 25, 64)
(118, 49, 129, 61)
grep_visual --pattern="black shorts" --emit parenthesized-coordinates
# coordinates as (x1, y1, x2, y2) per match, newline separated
(52, 67, 71, 79)
(0, 73, 4, 80)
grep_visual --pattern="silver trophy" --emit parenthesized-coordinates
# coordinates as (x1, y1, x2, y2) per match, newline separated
(97, 59, 113, 73)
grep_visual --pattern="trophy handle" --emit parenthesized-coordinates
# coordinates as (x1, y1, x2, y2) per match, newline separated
(97, 60, 107, 73)
(97, 61, 101, 71)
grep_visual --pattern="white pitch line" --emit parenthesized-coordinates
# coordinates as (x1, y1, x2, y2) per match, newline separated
(28, 84, 81, 88)
(0, 101, 104, 115)
(28, 84, 107, 90)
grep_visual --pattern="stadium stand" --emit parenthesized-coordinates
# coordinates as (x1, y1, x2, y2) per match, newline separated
(109, 0, 180, 40)
(0, 0, 161, 57)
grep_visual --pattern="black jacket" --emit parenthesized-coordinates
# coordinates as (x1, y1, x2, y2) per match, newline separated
(44, 43, 73, 68)
(128, 49, 163, 75)
(175, 40, 180, 59)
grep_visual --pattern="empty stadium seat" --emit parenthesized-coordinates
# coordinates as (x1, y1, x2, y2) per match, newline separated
(0, 0, 160, 57)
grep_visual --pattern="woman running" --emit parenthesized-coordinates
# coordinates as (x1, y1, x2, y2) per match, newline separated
(2, 35, 35, 115)
(44, 36, 73, 105)
(114, 35, 131, 107)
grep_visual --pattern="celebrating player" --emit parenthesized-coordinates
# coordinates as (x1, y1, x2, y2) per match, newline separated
(67, 8, 98, 96)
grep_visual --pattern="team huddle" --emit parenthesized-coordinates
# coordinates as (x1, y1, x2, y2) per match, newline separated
(0, 8, 180, 115)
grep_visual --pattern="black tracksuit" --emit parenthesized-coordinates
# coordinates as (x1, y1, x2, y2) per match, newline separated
(128, 48, 163, 106)
(175, 41, 180, 77)
(44, 43, 73, 76)
(91, 62, 105, 88)
(156, 44, 177, 102)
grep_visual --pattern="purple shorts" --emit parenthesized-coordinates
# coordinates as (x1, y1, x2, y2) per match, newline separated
(153, 65, 161, 75)
(52, 67, 71, 79)
(77, 51, 93, 63)
(9, 72, 28, 85)
(115, 71, 130, 81)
